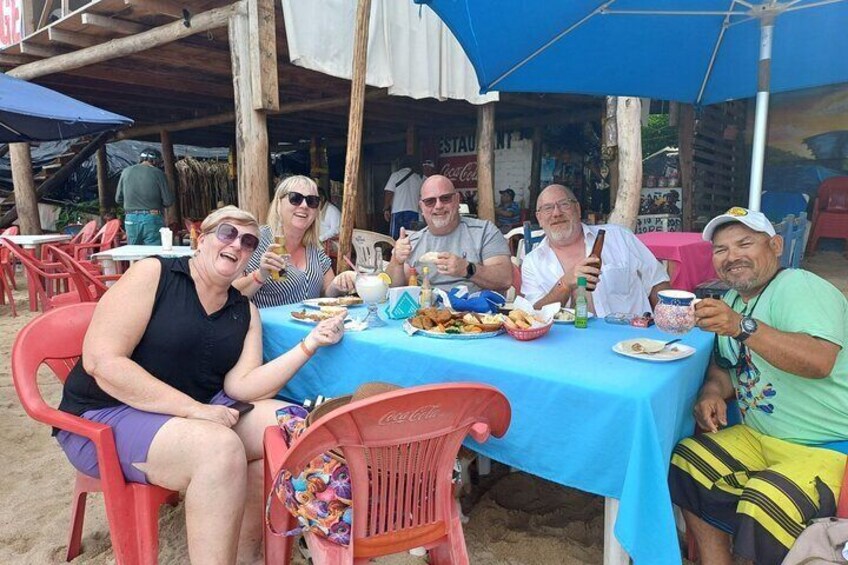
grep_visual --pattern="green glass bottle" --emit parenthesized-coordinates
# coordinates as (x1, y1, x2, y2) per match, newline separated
(574, 277, 589, 329)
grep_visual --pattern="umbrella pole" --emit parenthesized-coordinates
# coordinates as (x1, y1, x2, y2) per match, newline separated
(747, 15, 775, 212)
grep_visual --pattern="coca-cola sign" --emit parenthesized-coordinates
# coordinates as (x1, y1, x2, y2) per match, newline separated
(438, 155, 477, 189)
(378, 405, 441, 425)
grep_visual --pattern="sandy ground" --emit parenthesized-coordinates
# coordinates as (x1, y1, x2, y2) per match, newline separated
(1, 251, 845, 564)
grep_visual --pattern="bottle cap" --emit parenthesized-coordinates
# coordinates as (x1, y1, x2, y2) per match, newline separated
(577, 276, 587, 286)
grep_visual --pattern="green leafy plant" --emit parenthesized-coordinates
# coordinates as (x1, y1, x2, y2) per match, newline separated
(56, 199, 100, 232)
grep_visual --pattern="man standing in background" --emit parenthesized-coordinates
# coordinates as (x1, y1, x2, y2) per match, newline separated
(116, 148, 174, 245)
(383, 156, 424, 239)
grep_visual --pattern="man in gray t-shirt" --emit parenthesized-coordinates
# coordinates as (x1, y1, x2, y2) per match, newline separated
(116, 148, 174, 245)
(386, 175, 512, 294)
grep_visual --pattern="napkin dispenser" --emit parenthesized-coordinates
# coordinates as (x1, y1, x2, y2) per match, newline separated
(385, 286, 421, 319)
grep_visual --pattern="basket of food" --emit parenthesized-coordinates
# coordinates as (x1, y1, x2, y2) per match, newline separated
(501, 298, 559, 341)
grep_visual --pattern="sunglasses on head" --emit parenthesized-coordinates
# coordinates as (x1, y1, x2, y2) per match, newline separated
(213, 223, 260, 252)
(420, 193, 456, 208)
(285, 191, 320, 209)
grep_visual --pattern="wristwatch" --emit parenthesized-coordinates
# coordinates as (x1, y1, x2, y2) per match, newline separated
(466, 261, 477, 278)
(737, 316, 758, 342)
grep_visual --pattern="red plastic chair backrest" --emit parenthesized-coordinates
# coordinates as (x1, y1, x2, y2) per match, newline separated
(0, 238, 66, 309)
(69, 221, 98, 245)
(2, 226, 19, 236)
(281, 383, 510, 552)
(817, 177, 848, 212)
(94, 219, 121, 251)
(45, 245, 109, 302)
(0, 226, 19, 265)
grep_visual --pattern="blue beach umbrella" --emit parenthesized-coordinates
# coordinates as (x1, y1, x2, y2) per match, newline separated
(0, 73, 132, 142)
(414, 0, 848, 211)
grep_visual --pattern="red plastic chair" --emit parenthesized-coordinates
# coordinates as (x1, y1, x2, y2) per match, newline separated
(43, 220, 98, 262)
(1, 226, 20, 289)
(0, 238, 81, 312)
(74, 219, 121, 261)
(263, 382, 511, 565)
(807, 176, 848, 255)
(11, 303, 179, 564)
(45, 244, 121, 302)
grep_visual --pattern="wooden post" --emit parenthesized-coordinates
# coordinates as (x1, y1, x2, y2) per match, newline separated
(337, 0, 372, 270)
(9, 143, 41, 234)
(678, 104, 696, 231)
(160, 130, 181, 227)
(247, 0, 279, 112)
(95, 145, 113, 215)
(529, 126, 543, 212)
(608, 97, 642, 231)
(405, 124, 417, 156)
(229, 3, 270, 222)
(21, 0, 34, 36)
(476, 102, 496, 223)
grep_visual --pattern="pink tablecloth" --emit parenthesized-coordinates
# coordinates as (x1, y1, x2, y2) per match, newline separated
(637, 232, 717, 292)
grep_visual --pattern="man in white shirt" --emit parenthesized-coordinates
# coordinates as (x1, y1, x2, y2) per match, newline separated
(383, 156, 424, 239)
(521, 184, 670, 317)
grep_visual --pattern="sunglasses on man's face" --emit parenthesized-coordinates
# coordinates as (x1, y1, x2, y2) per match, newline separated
(285, 191, 321, 209)
(420, 193, 456, 208)
(213, 223, 260, 252)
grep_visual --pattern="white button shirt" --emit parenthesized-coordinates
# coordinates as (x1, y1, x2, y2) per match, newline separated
(521, 224, 669, 317)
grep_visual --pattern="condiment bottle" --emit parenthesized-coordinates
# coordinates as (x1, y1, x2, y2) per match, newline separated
(574, 277, 589, 329)
(189, 226, 198, 250)
(270, 232, 288, 282)
(588, 229, 605, 291)
(419, 266, 432, 308)
(408, 267, 419, 287)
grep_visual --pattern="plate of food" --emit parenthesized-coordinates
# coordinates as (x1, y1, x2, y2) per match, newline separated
(302, 296, 364, 309)
(612, 338, 695, 362)
(290, 307, 349, 324)
(553, 308, 596, 324)
(404, 307, 504, 339)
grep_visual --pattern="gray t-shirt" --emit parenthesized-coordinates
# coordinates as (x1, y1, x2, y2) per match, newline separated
(408, 217, 510, 293)
(116, 163, 174, 211)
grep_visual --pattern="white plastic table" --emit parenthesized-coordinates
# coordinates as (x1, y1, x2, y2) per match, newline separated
(91, 245, 195, 275)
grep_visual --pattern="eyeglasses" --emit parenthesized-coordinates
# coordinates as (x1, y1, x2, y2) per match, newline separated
(537, 199, 578, 215)
(420, 193, 456, 208)
(213, 223, 260, 252)
(284, 191, 320, 209)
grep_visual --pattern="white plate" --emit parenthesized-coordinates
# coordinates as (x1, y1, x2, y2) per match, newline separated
(402, 320, 503, 340)
(553, 308, 596, 324)
(291, 312, 359, 328)
(613, 338, 696, 362)
(302, 297, 364, 309)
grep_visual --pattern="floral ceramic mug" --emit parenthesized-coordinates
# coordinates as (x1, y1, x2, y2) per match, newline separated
(654, 290, 699, 335)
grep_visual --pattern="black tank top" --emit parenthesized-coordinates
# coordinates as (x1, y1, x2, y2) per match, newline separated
(58, 256, 251, 416)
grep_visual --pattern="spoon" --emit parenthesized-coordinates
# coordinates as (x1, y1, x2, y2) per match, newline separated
(641, 338, 682, 354)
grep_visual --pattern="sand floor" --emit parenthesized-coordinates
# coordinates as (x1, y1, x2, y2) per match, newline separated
(1, 251, 845, 564)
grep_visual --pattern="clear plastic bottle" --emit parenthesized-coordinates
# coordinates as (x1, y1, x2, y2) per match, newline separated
(574, 276, 589, 329)
(419, 266, 432, 308)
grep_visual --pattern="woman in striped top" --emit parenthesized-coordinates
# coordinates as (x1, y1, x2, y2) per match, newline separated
(234, 176, 355, 308)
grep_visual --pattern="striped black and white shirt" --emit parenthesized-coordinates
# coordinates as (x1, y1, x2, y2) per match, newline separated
(246, 225, 331, 308)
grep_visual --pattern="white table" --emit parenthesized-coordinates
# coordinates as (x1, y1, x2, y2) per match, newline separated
(91, 245, 195, 275)
(0, 234, 71, 249)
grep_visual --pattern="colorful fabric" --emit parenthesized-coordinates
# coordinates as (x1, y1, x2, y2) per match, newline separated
(670, 424, 846, 565)
(718, 269, 848, 444)
(267, 405, 352, 545)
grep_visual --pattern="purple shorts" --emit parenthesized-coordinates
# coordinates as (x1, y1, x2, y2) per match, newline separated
(56, 391, 236, 485)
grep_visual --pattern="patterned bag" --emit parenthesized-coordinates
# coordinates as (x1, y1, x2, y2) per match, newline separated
(265, 405, 353, 545)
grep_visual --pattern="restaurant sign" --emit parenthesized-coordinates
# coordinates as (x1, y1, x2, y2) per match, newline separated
(0, 0, 23, 48)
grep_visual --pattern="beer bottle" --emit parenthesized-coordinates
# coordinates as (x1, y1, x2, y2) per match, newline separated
(189, 227, 198, 250)
(588, 229, 605, 291)
(270, 232, 288, 282)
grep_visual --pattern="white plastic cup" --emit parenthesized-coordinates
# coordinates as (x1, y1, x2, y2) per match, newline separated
(159, 227, 173, 250)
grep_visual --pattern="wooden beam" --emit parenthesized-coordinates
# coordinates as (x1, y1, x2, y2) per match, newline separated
(679, 104, 695, 231)
(19, 43, 64, 58)
(248, 0, 279, 111)
(230, 4, 270, 222)
(529, 125, 543, 211)
(1, 134, 111, 229)
(81, 13, 148, 34)
(160, 130, 182, 226)
(338, 0, 372, 269)
(405, 124, 417, 156)
(37, 0, 53, 32)
(8, 143, 40, 234)
(476, 102, 496, 223)
(21, 0, 34, 37)
(608, 97, 642, 230)
(48, 28, 99, 48)
(0, 54, 35, 67)
(96, 145, 113, 215)
(8, 4, 237, 80)
(124, 0, 184, 19)
(61, 0, 69, 17)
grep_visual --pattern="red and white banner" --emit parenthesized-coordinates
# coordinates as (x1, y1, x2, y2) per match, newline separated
(0, 0, 23, 48)
(437, 155, 478, 189)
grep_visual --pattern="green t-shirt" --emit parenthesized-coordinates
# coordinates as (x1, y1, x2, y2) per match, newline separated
(718, 269, 848, 445)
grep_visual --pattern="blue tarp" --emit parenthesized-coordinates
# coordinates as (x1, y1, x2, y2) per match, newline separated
(0, 73, 132, 142)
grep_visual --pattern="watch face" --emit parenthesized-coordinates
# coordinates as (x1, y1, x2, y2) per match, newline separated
(741, 317, 758, 333)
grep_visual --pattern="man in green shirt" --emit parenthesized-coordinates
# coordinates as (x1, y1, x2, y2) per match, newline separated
(116, 149, 174, 245)
(669, 206, 848, 565)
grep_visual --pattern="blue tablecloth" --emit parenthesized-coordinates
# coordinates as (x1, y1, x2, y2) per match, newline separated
(261, 304, 713, 564)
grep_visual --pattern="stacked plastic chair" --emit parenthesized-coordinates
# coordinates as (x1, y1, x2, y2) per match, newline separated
(807, 176, 848, 255)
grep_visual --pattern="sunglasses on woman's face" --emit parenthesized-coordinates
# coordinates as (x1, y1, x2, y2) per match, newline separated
(420, 193, 456, 208)
(285, 191, 321, 209)
(214, 223, 260, 252)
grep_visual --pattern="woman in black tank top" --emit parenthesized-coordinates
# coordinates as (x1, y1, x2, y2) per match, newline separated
(56, 206, 346, 563)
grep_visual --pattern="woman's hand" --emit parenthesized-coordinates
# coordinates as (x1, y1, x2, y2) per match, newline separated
(185, 403, 240, 427)
(258, 244, 289, 281)
(332, 270, 356, 294)
(305, 314, 346, 351)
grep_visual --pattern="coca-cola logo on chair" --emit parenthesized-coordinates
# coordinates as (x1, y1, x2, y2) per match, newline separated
(378, 405, 441, 425)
